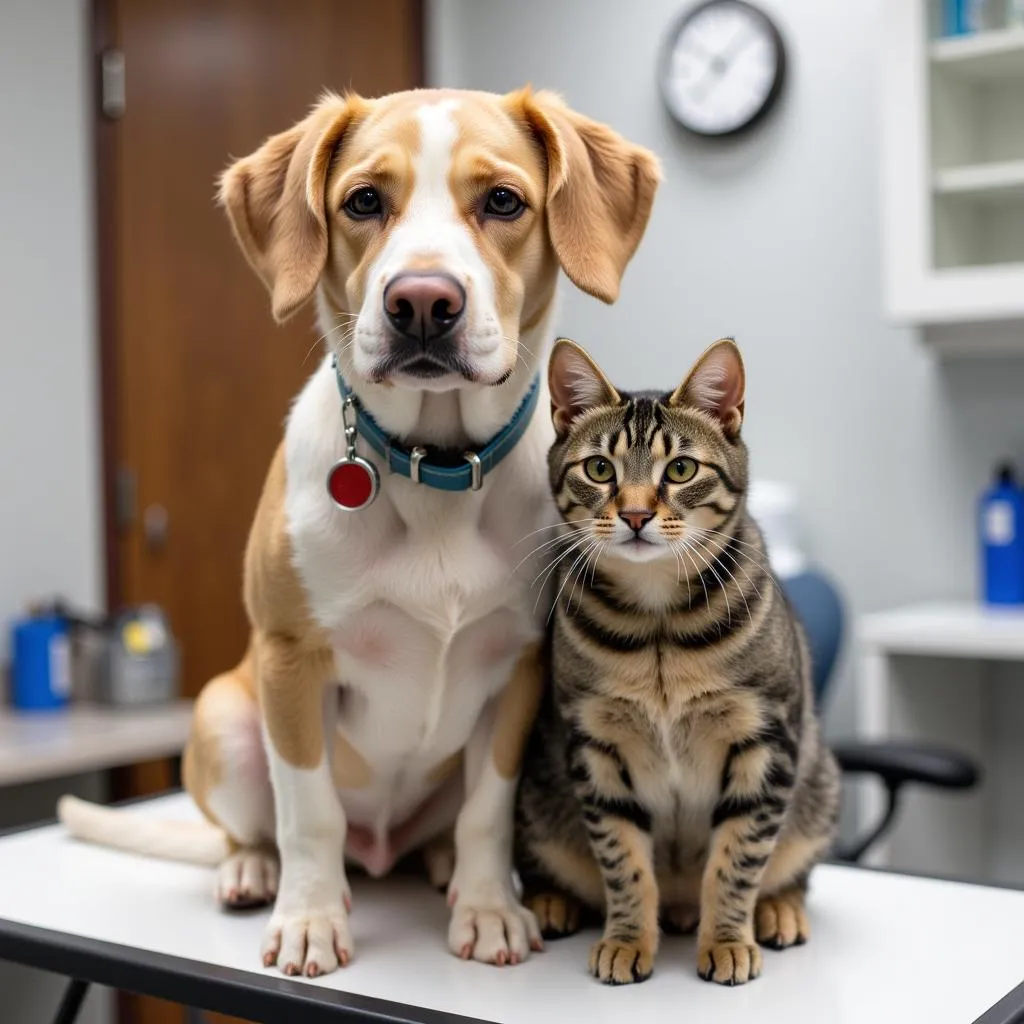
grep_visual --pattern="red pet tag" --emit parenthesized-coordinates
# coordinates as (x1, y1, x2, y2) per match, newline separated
(327, 455, 379, 511)
(326, 394, 380, 511)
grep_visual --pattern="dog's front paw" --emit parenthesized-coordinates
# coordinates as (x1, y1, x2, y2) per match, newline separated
(261, 904, 353, 977)
(588, 936, 656, 985)
(217, 849, 279, 909)
(448, 880, 542, 965)
(698, 941, 762, 986)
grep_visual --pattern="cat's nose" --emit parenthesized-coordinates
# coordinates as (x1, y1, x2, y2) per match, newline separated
(620, 509, 654, 533)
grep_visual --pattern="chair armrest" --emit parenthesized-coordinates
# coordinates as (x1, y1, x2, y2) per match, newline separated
(832, 740, 979, 791)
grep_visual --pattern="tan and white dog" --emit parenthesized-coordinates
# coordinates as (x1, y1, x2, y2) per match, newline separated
(59, 87, 659, 978)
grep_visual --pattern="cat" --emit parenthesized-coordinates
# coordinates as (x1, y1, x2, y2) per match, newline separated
(514, 337, 840, 986)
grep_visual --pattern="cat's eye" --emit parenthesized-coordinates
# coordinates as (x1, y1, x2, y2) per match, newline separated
(344, 187, 383, 219)
(665, 457, 698, 484)
(584, 457, 615, 484)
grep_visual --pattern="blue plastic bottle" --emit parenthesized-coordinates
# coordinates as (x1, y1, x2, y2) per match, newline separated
(980, 463, 1024, 606)
(10, 614, 72, 710)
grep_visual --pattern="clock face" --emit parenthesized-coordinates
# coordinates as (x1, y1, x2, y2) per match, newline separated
(659, 0, 786, 138)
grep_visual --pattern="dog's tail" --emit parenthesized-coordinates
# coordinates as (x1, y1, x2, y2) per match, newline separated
(57, 795, 230, 867)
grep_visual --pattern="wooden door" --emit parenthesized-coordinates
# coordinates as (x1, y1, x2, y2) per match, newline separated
(92, 1, 422, 1021)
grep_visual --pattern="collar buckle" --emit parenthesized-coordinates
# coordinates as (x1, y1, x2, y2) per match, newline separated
(463, 451, 483, 491)
(409, 446, 428, 485)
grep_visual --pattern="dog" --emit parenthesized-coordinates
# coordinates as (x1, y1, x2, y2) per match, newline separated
(59, 86, 660, 977)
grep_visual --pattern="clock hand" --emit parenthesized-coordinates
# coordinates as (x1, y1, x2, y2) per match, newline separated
(682, 32, 717, 62)
(715, 25, 760, 72)
(689, 25, 762, 104)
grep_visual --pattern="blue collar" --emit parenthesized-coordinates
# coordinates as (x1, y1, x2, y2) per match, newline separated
(332, 357, 540, 493)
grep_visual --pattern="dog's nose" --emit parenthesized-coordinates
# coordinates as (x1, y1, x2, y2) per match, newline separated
(383, 273, 465, 342)
(620, 509, 654, 533)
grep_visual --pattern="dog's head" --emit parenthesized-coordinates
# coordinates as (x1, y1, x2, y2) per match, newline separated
(219, 88, 660, 395)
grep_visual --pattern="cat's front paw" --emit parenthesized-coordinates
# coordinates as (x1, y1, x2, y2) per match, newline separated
(525, 890, 582, 940)
(698, 941, 762, 985)
(589, 936, 655, 985)
(756, 890, 809, 950)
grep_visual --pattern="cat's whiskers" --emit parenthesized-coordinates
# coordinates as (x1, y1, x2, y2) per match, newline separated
(690, 527, 782, 594)
(676, 539, 712, 615)
(689, 528, 766, 602)
(589, 541, 607, 589)
(687, 534, 753, 625)
(681, 535, 733, 625)
(508, 530, 579, 580)
(531, 533, 592, 611)
(669, 540, 692, 606)
(550, 538, 600, 624)
(513, 518, 599, 546)
(565, 542, 591, 617)
(570, 539, 605, 617)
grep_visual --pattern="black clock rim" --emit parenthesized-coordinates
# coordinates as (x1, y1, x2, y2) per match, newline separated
(657, 0, 787, 139)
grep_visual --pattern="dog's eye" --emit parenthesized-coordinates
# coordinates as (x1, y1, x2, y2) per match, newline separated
(584, 457, 616, 484)
(484, 187, 525, 220)
(665, 457, 698, 484)
(344, 187, 383, 219)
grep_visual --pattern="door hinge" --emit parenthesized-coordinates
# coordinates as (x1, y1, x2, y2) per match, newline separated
(116, 466, 137, 529)
(101, 49, 125, 119)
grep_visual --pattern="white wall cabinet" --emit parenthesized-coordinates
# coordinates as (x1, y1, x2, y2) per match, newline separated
(882, 2, 1024, 327)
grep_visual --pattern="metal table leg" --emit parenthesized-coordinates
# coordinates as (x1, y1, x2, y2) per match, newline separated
(52, 979, 90, 1024)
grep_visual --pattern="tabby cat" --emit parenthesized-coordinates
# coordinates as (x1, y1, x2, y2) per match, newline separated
(514, 337, 839, 986)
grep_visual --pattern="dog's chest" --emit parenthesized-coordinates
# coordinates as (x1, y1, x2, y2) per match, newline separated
(283, 362, 554, 814)
(332, 510, 536, 709)
(326, 505, 541, 829)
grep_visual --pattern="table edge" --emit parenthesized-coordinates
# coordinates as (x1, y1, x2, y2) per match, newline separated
(0, 916, 494, 1024)
(975, 980, 1024, 1024)
(3, 795, 1023, 1023)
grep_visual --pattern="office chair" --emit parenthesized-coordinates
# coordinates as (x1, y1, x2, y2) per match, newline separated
(782, 570, 979, 864)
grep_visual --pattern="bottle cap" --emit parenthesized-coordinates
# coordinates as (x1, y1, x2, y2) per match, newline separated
(995, 461, 1018, 487)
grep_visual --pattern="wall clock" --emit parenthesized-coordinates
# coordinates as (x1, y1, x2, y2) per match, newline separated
(658, 0, 787, 138)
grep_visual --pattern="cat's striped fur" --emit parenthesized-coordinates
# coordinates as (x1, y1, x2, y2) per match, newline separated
(514, 338, 839, 986)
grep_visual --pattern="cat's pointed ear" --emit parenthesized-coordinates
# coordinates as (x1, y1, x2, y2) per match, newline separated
(671, 338, 746, 439)
(548, 338, 621, 436)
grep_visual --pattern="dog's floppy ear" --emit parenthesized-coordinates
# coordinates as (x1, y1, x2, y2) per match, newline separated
(548, 338, 621, 437)
(218, 92, 365, 323)
(670, 338, 746, 439)
(514, 89, 661, 305)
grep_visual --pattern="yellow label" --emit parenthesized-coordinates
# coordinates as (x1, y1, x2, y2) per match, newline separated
(122, 621, 150, 655)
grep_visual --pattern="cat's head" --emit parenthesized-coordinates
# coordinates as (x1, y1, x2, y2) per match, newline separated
(547, 337, 748, 564)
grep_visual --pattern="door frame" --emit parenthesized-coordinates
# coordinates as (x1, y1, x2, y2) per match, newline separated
(91, 0, 123, 613)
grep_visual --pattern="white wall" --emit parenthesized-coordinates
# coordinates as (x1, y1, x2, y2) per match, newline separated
(0, 0, 102, 662)
(0, 2, 107, 1021)
(426, 0, 1024, 747)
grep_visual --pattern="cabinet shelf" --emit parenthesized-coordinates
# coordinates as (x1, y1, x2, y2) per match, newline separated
(931, 27, 1024, 80)
(934, 160, 1024, 200)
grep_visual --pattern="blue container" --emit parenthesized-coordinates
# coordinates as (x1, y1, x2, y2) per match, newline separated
(944, 0, 989, 34)
(10, 615, 72, 710)
(945, 0, 968, 34)
(980, 464, 1024, 606)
